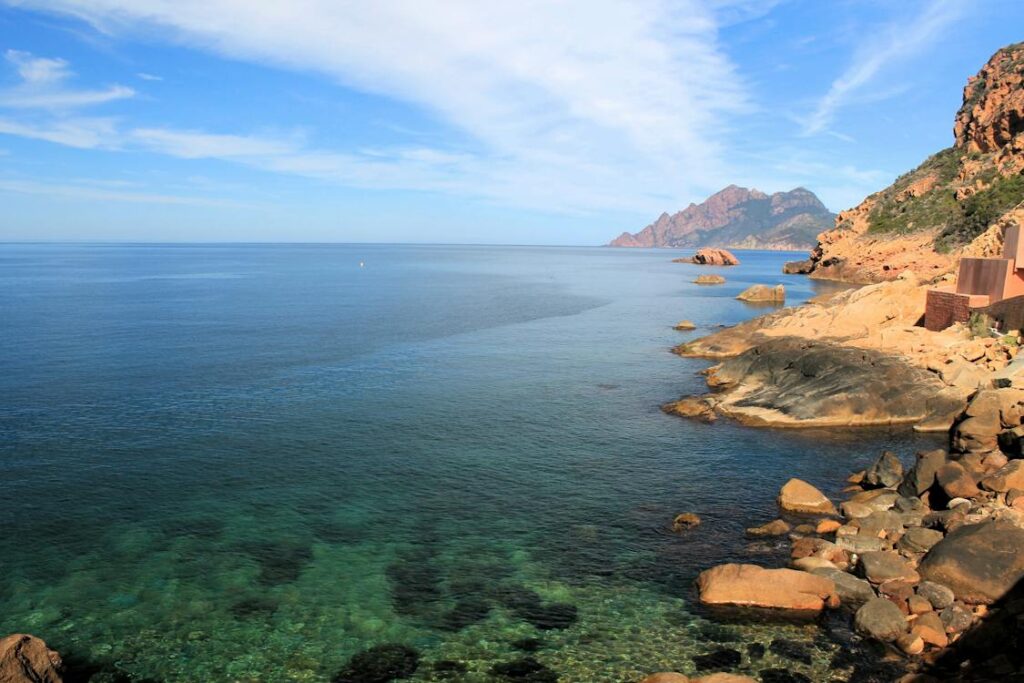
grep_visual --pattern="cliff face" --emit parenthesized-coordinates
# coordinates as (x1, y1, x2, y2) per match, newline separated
(806, 43, 1024, 283)
(610, 185, 834, 250)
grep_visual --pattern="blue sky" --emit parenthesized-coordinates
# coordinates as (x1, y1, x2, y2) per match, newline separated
(0, 0, 1021, 244)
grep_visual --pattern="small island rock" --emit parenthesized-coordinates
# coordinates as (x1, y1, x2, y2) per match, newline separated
(688, 248, 739, 266)
(694, 275, 726, 285)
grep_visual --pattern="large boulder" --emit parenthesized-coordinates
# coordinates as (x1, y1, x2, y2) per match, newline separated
(859, 551, 920, 585)
(918, 519, 1024, 603)
(689, 248, 739, 266)
(0, 634, 62, 683)
(696, 563, 837, 612)
(935, 461, 981, 499)
(778, 478, 837, 515)
(736, 284, 785, 303)
(950, 388, 1024, 454)
(854, 597, 908, 642)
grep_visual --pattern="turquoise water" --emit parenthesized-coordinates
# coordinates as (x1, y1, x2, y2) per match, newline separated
(0, 245, 938, 682)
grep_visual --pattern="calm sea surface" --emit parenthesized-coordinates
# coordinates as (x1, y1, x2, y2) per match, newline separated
(0, 244, 940, 682)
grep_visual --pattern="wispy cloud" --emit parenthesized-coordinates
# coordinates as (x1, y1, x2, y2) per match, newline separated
(6, 0, 752, 212)
(136, 72, 161, 81)
(0, 49, 134, 109)
(0, 177, 247, 207)
(802, 0, 964, 136)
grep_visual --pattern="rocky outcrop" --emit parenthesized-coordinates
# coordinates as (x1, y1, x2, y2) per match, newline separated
(735, 284, 784, 303)
(694, 274, 725, 285)
(0, 634, 62, 683)
(685, 248, 739, 266)
(696, 563, 838, 612)
(799, 43, 1024, 283)
(673, 337, 963, 428)
(610, 185, 834, 250)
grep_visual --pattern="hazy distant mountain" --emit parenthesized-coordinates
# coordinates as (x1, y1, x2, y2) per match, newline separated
(609, 185, 835, 250)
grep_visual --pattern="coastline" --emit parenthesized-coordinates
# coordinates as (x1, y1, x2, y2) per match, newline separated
(652, 255, 1024, 682)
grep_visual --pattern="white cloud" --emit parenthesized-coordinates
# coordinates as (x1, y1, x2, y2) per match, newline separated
(136, 72, 162, 81)
(0, 116, 119, 148)
(803, 0, 964, 135)
(5, 0, 751, 213)
(0, 49, 135, 109)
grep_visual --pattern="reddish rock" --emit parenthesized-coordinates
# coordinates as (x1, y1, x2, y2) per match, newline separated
(981, 459, 1024, 492)
(736, 284, 785, 303)
(689, 248, 740, 266)
(936, 461, 981, 499)
(696, 563, 837, 612)
(0, 634, 62, 683)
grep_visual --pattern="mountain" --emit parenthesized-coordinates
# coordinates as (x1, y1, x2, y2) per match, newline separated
(802, 42, 1024, 283)
(609, 185, 835, 250)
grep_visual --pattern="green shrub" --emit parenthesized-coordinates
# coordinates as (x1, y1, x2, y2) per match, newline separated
(936, 173, 1024, 249)
(969, 311, 996, 338)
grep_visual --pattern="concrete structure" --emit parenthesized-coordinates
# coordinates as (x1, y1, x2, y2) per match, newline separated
(925, 224, 1024, 331)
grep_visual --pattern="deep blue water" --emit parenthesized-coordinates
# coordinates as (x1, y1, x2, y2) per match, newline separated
(0, 244, 940, 682)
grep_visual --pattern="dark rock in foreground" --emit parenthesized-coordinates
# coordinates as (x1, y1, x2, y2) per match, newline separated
(918, 519, 1024, 604)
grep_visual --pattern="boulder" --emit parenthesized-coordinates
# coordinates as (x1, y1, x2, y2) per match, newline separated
(662, 397, 716, 422)
(694, 275, 726, 285)
(778, 478, 837, 515)
(897, 528, 944, 554)
(935, 461, 981, 499)
(811, 567, 876, 606)
(791, 557, 837, 572)
(694, 676, 758, 683)
(897, 633, 925, 656)
(981, 459, 1024, 492)
(0, 634, 63, 683)
(854, 597, 908, 642)
(675, 320, 697, 331)
(912, 612, 948, 648)
(918, 519, 1024, 603)
(859, 551, 920, 585)
(916, 581, 955, 610)
(736, 284, 785, 303)
(898, 450, 948, 497)
(641, 675, 691, 683)
(696, 563, 837, 612)
(864, 451, 904, 489)
(745, 519, 790, 537)
(816, 519, 841, 534)
(689, 248, 739, 266)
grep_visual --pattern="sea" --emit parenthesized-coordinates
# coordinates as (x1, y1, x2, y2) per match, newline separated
(0, 244, 943, 682)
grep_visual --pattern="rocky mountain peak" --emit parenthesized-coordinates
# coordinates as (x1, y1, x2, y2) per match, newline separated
(955, 42, 1024, 154)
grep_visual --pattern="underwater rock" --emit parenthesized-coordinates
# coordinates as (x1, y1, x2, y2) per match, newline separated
(692, 648, 741, 671)
(241, 540, 313, 586)
(386, 554, 443, 618)
(229, 595, 278, 619)
(431, 660, 468, 675)
(439, 597, 491, 631)
(759, 670, 811, 683)
(746, 642, 765, 659)
(490, 657, 558, 682)
(495, 586, 578, 630)
(511, 638, 543, 652)
(332, 644, 420, 683)
(0, 634, 63, 683)
(768, 638, 813, 665)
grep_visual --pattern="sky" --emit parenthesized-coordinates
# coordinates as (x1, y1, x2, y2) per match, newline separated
(0, 0, 1021, 244)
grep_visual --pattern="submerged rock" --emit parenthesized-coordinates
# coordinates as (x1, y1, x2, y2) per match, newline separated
(745, 519, 791, 536)
(695, 275, 726, 285)
(332, 644, 420, 683)
(692, 648, 741, 671)
(0, 634, 62, 683)
(490, 657, 558, 682)
(696, 563, 837, 612)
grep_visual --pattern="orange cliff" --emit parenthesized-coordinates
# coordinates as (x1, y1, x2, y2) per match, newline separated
(798, 42, 1024, 285)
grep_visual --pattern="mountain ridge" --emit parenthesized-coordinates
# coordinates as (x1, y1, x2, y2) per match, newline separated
(609, 185, 835, 250)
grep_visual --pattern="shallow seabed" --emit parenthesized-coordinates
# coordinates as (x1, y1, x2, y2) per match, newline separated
(0, 244, 940, 682)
